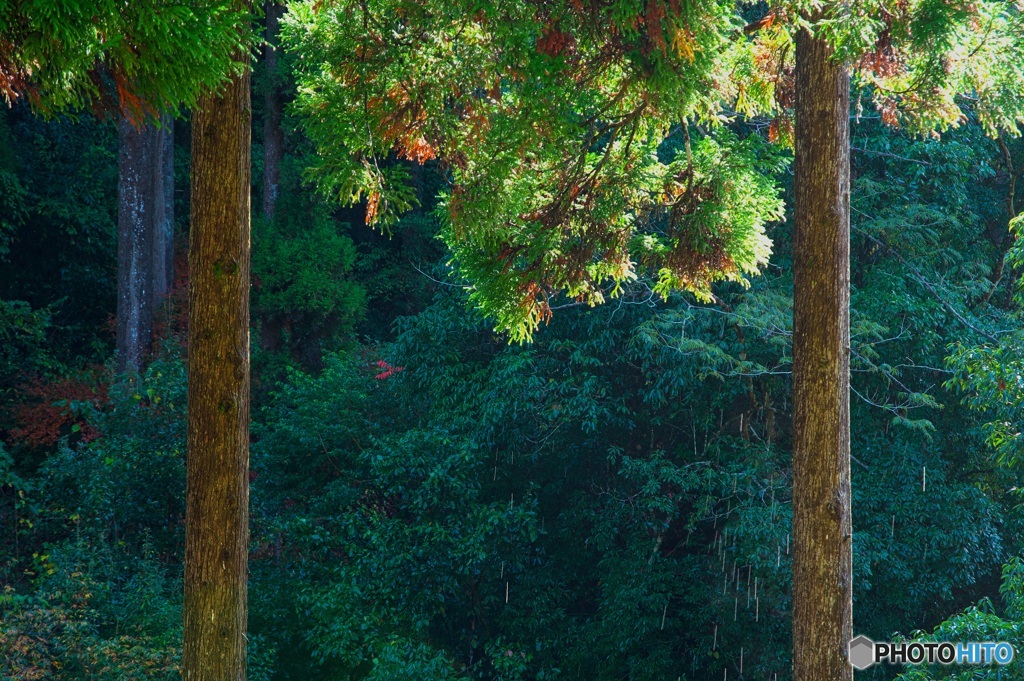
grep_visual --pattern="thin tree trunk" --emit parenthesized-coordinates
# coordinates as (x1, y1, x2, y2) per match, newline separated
(182, 47, 252, 681)
(152, 112, 175, 302)
(791, 22, 853, 681)
(262, 0, 283, 220)
(116, 116, 156, 373)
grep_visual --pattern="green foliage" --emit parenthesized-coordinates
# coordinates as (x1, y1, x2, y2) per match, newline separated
(254, 209, 363, 324)
(0, 299, 54, 387)
(0, 559, 181, 681)
(245, 153, 1021, 674)
(38, 357, 187, 557)
(284, 0, 786, 341)
(251, 295, 787, 679)
(843, 1, 1024, 136)
(350, 209, 446, 338)
(0, 530, 276, 680)
(284, 0, 1024, 342)
(0, 345, 287, 680)
(0, 357, 187, 679)
(0, 0, 252, 116)
(0, 138, 26, 257)
(895, 558, 1024, 680)
(946, 337, 1024, 469)
(0, 107, 119, 363)
(211, 113, 1024, 680)
(253, 155, 366, 368)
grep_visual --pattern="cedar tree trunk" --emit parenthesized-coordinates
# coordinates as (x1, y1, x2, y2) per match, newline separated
(791, 22, 853, 681)
(182, 54, 252, 681)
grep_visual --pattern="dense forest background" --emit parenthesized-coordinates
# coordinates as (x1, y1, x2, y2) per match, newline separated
(4, 9, 1024, 681)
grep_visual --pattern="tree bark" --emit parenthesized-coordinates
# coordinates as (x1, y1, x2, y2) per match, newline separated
(117, 113, 175, 373)
(262, 0, 283, 220)
(116, 116, 156, 373)
(182, 51, 252, 681)
(791, 22, 853, 681)
(152, 112, 175, 302)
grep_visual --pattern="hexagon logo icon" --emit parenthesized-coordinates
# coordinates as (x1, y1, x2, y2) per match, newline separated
(849, 635, 876, 670)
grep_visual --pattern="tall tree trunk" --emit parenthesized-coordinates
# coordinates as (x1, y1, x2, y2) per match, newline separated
(152, 112, 175, 302)
(791, 22, 853, 681)
(116, 116, 156, 373)
(182, 50, 252, 681)
(117, 113, 175, 372)
(262, 0, 283, 220)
